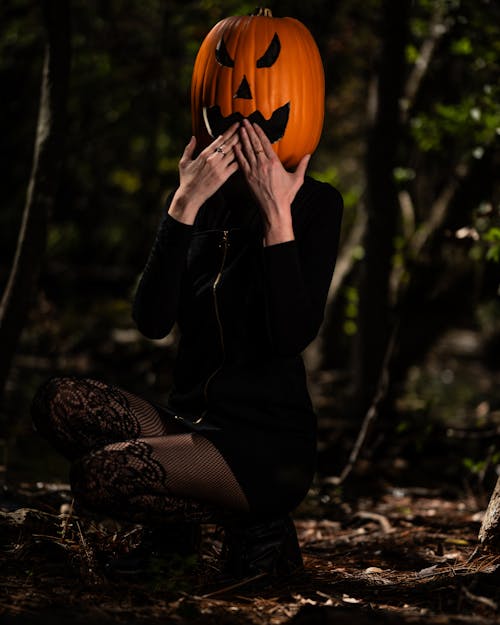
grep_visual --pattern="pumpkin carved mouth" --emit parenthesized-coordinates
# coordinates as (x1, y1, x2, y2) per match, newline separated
(203, 102, 290, 144)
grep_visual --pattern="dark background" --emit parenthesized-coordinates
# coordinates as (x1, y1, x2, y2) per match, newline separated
(0, 0, 499, 502)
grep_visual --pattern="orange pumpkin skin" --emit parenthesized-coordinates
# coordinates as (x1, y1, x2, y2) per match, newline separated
(190, 11, 325, 169)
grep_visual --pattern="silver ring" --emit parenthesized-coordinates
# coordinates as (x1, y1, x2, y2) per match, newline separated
(215, 145, 225, 155)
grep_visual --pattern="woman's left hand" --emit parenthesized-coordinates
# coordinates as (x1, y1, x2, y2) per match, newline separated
(234, 119, 310, 246)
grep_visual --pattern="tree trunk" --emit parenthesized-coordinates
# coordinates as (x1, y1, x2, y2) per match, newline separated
(351, 0, 411, 414)
(0, 1, 71, 400)
(478, 476, 500, 550)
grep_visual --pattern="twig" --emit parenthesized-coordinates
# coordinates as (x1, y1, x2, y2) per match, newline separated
(331, 152, 476, 488)
(446, 427, 500, 440)
(461, 585, 498, 611)
(200, 572, 268, 598)
(327, 207, 367, 304)
(76, 518, 97, 574)
(466, 546, 481, 564)
(326, 320, 399, 486)
(354, 511, 394, 534)
(409, 162, 469, 256)
(0, 601, 37, 614)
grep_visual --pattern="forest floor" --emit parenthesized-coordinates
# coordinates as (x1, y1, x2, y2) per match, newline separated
(2, 478, 500, 625)
(2, 326, 500, 623)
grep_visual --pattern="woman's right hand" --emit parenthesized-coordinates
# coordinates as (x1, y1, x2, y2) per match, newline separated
(167, 122, 240, 224)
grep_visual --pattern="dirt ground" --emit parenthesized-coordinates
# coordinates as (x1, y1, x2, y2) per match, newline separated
(1, 478, 500, 625)
(3, 345, 500, 623)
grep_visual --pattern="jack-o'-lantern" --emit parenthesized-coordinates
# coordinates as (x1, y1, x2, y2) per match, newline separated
(191, 7, 325, 169)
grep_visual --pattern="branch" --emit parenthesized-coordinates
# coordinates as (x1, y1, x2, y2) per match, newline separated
(408, 161, 469, 258)
(400, 9, 449, 123)
(326, 319, 399, 486)
(327, 207, 367, 307)
(331, 154, 479, 486)
(0, 1, 71, 399)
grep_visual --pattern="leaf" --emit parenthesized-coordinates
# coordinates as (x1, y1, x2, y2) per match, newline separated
(484, 227, 500, 242)
(485, 246, 500, 263)
(445, 537, 469, 545)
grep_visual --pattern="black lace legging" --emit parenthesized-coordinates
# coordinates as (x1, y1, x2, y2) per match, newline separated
(30, 376, 250, 525)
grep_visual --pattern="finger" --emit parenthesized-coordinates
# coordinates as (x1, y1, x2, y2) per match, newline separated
(202, 122, 240, 158)
(252, 123, 275, 159)
(221, 146, 237, 164)
(223, 161, 240, 180)
(293, 153, 311, 181)
(234, 142, 251, 172)
(242, 119, 264, 155)
(239, 125, 257, 166)
(223, 132, 241, 150)
(180, 136, 196, 163)
(206, 143, 236, 163)
(220, 120, 241, 142)
(212, 121, 240, 149)
(210, 134, 239, 160)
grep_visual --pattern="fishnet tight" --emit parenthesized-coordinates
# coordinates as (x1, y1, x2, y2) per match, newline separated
(30, 376, 250, 525)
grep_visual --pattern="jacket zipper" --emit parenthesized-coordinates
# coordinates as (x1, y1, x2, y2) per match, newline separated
(194, 229, 229, 423)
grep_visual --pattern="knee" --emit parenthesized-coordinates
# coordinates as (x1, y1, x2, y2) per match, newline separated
(30, 375, 74, 435)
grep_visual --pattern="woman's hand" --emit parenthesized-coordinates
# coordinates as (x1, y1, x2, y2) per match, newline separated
(234, 119, 310, 246)
(168, 122, 240, 225)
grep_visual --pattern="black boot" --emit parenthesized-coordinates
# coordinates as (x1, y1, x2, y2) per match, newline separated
(219, 514, 304, 581)
(104, 521, 201, 577)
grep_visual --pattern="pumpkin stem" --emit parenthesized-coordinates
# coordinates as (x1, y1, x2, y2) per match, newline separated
(250, 7, 273, 17)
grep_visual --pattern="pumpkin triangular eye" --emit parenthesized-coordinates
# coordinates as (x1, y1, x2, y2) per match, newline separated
(256, 33, 281, 68)
(215, 37, 234, 67)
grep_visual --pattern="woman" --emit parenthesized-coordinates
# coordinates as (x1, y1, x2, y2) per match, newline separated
(32, 60, 342, 585)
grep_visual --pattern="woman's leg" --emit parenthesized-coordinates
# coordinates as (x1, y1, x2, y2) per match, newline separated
(69, 434, 251, 524)
(30, 375, 186, 461)
(30, 376, 250, 523)
(31, 376, 301, 578)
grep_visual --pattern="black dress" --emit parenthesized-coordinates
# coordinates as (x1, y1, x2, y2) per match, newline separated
(132, 175, 343, 518)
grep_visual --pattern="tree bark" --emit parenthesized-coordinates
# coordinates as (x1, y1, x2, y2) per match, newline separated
(478, 476, 500, 550)
(352, 0, 411, 413)
(0, 1, 71, 400)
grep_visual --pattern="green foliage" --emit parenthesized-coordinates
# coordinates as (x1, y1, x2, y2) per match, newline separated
(311, 165, 341, 188)
(410, 92, 500, 153)
(109, 169, 142, 194)
(462, 447, 499, 486)
(462, 457, 487, 475)
(342, 286, 359, 336)
(393, 167, 416, 184)
(483, 227, 500, 263)
(466, 203, 500, 267)
(450, 36, 473, 56)
(5, 0, 339, 274)
(47, 223, 80, 256)
(407, 0, 500, 162)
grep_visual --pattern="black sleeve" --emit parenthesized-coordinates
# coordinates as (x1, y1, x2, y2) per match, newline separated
(262, 184, 343, 356)
(132, 198, 193, 339)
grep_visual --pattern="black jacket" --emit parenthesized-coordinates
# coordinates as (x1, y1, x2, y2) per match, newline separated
(132, 175, 343, 515)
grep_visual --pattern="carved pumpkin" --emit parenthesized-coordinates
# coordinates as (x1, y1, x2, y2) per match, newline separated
(191, 8, 325, 169)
